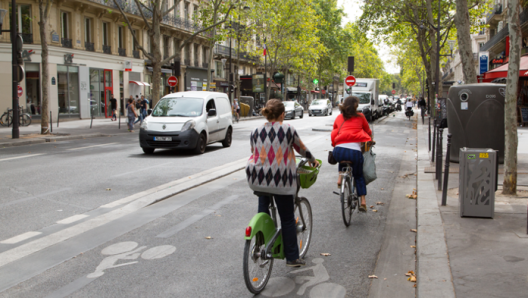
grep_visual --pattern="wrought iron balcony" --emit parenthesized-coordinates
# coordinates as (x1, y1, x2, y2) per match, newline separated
(485, 4, 502, 24)
(202, 62, 209, 69)
(61, 38, 72, 48)
(85, 42, 94, 51)
(103, 45, 112, 54)
(118, 48, 126, 57)
(21, 33, 33, 44)
(194, 59, 199, 67)
(133, 50, 140, 58)
(184, 58, 191, 65)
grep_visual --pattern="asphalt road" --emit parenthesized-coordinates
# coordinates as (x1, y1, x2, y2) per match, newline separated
(0, 109, 418, 297)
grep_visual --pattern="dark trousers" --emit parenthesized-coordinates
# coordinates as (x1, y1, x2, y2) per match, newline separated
(332, 146, 367, 196)
(258, 194, 299, 261)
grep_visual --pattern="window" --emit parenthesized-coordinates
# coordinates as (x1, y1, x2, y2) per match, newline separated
(479, 42, 485, 50)
(216, 61, 224, 78)
(185, 3, 189, 19)
(85, 18, 92, 43)
(9, 4, 31, 35)
(102, 22, 109, 46)
(118, 26, 124, 48)
(61, 11, 69, 38)
(173, 38, 181, 59)
(132, 29, 138, 51)
(175, 0, 180, 17)
(163, 35, 170, 59)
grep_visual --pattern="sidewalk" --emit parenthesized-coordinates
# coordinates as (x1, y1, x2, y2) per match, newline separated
(416, 115, 528, 298)
(0, 115, 264, 148)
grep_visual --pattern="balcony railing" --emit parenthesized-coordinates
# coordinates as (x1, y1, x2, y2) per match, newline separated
(103, 45, 112, 54)
(61, 38, 72, 48)
(118, 48, 126, 56)
(184, 58, 191, 65)
(194, 59, 199, 66)
(485, 4, 502, 24)
(85, 42, 94, 51)
(202, 62, 209, 69)
(21, 33, 33, 44)
(133, 50, 140, 59)
(213, 45, 258, 61)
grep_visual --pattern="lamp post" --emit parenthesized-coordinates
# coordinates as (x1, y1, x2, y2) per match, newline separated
(0, 3, 20, 139)
(221, 58, 227, 94)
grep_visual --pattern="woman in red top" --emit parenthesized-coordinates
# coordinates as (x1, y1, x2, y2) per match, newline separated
(331, 96, 372, 211)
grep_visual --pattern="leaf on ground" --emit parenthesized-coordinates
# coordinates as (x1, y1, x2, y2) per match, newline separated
(216, 214, 221, 217)
(372, 209, 378, 212)
(405, 271, 415, 276)
(376, 202, 384, 205)
(370, 205, 375, 209)
(410, 245, 416, 248)
(384, 278, 387, 280)
(410, 229, 417, 233)
(106, 188, 111, 191)
(320, 253, 331, 256)
(368, 275, 378, 279)
(381, 188, 384, 190)
(409, 276, 417, 282)
(205, 236, 212, 239)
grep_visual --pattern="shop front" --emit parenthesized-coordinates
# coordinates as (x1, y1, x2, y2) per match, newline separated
(185, 67, 209, 92)
(58, 65, 80, 117)
(89, 69, 114, 118)
(25, 63, 41, 116)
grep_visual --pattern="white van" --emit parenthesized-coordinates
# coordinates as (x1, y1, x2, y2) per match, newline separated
(343, 78, 380, 121)
(139, 91, 233, 154)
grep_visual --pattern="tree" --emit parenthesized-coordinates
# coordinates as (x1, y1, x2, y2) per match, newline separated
(112, 0, 235, 104)
(38, 0, 52, 135)
(503, 0, 521, 195)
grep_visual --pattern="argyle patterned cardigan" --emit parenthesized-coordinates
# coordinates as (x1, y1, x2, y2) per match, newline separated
(246, 121, 316, 196)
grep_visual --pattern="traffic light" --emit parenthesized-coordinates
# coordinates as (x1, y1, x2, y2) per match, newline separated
(392, 82, 395, 89)
(346, 88, 351, 94)
(313, 79, 318, 85)
(172, 60, 181, 76)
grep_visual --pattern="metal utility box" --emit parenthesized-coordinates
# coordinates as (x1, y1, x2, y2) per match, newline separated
(459, 148, 498, 218)
(446, 84, 505, 163)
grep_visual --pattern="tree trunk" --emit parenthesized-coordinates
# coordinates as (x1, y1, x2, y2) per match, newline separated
(455, 0, 477, 84)
(207, 42, 214, 91)
(38, 0, 50, 134)
(503, 0, 520, 195)
(150, 14, 162, 105)
(426, 0, 438, 117)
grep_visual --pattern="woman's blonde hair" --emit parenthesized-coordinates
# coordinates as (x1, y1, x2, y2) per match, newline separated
(261, 99, 285, 121)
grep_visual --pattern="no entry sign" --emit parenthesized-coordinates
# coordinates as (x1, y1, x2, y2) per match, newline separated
(167, 76, 178, 87)
(17, 85, 23, 97)
(391, 89, 396, 95)
(345, 75, 356, 87)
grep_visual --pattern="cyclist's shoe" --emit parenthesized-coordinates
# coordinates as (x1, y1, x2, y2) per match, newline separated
(287, 258, 306, 267)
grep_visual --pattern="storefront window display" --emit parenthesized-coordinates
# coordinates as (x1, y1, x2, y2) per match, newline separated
(25, 63, 40, 115)
(58, 65, 80, 115)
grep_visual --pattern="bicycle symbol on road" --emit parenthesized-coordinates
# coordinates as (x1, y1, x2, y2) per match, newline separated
(87, 241, 176, 278)
(261, 258, 346, 298)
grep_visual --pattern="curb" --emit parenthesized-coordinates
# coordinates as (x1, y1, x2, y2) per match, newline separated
(0, 133, 112, 148)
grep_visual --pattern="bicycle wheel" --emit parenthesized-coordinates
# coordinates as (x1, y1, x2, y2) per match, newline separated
(20, 114, 31, 126)
(243, 232, 273, 294)
(0, 113, 7, 127)
(341, 178, 353, 227)
(295, 197, 313, 258)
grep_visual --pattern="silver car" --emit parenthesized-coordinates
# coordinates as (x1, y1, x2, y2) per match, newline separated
(283, 100, 304, 119)
(309, 99, 332, 116)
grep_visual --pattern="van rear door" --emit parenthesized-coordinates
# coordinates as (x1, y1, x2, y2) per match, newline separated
(215, 96, 231, 139)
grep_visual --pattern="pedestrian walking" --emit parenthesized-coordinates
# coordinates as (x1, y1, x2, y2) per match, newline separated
(110, 94, 117, 121)
(127, 98, 137, 132)
(134, 96, 144, 125)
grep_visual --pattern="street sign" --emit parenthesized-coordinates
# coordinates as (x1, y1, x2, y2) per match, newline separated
(17, 85, 23, 97)
(167, 76, 178, 87)
(345, 75, 356, 87)
(391, 89, 396, 95)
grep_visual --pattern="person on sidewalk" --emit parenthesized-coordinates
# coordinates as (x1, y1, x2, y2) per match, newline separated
(232, 98, 240, 121)
(126, 98, 137, 132)
(331, 96, 372, 212)
(110, 94, 117, 121)
(246, 99, 319, 267)
(140, 95, 148, 119)
(134, 96, 144, 125)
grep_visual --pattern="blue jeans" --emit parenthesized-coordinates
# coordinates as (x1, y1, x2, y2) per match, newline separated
(332, 147, 367, 196)
(134, 111, 144, 124)
(258, 194, 299, 261)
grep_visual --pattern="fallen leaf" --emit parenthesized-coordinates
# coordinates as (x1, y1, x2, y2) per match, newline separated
(106, 188, 111, 191)
(406, 271, 415, 276)
(372, 209, 378, 212)
(370, 205, 374, 209)
(410, 229, 417, 233)
(216, 214, 221, 217)
(413, 284, 417, 288)
(384, 278, 387, 280)
(410, 276, 417, 282)
(376, 202, 384, 205)
(410, 245, 416, 248)
(205, 236, 212, 239)
(381, 188, 384, 190)
(320, 253, 331, 256)
(368, 275, 378, 279)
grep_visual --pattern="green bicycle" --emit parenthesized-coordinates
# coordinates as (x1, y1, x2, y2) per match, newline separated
(243, 157, 321, 294)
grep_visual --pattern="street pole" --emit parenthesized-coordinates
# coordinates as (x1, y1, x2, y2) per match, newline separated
(229, 26, 232, 103)
(11, 0, 19, 139)
(435, 0, 441, 118)
(264, 38, 267, 102)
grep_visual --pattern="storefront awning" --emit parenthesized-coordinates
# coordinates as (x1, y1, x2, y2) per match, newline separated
(129, 81, 151, 86)
(483, 54, 528, 82)
(286, 87, 298, 92)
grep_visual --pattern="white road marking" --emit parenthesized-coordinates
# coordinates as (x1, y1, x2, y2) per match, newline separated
(66, 143, 118, 151)
(1, 232, 42, 244)
(56, 214, 89, 225)
(0, 154, 44, 162)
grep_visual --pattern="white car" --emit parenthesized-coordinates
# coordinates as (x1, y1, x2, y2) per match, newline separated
(139, 91, 233, 154)
(309, 99, 333, 116)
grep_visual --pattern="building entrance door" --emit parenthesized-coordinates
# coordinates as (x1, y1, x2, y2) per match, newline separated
(103, 70, 113, 118)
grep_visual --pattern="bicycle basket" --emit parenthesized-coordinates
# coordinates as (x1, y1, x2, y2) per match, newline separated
(296, 159, 322, 189)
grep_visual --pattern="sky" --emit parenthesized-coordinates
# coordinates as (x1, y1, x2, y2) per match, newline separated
(337, 0, 401, 74)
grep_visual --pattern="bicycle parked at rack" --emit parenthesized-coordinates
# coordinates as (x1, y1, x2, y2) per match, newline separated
(243, 157, 321, 294)
(0, 106, 31, 127)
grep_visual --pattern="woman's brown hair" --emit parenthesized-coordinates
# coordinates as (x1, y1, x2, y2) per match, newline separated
(261, 99, 285, 121)
(339, 96, 360, 119)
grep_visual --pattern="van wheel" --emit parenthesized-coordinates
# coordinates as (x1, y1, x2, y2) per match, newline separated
(142, 147, 155, 154)
(330, 110, 333, 115)
(194, 133, 207, 154)
(300, 112, 303, 119)
(222, 128, 232, 147)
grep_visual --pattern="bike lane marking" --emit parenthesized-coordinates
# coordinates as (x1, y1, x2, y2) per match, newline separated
(65, 142, 118, 151)
(0, 153, 44, 162)
(0, 232, 42, 245)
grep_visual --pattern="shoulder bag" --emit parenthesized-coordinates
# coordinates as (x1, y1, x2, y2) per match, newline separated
(328, 118, 346, 165)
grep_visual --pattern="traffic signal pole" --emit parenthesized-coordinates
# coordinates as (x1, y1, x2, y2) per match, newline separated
(11, 0, 19, 139)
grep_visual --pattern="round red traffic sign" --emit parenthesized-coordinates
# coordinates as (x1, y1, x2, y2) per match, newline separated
(17, 85, 23, 97)
(391, 89, 396, 95)
(345, 75, 356, 87)
(167, 76, 178, 87)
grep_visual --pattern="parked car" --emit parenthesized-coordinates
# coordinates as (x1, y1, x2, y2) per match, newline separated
(309, 99, 333, 116)
(284, 100, 304, 119)
(139, 91, 233, 155)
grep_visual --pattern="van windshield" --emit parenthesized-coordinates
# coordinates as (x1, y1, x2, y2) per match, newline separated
(312, 100, 326, 105)
(351, 92, 371, 104)
(152, 97, 204, 117)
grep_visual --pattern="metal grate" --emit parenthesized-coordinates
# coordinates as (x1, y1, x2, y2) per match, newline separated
(118, 48, 126, 57)
(61, 38, 72, 48)
(103, 45, 112, 54)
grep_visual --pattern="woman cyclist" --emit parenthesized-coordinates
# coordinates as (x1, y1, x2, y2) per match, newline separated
(246, 99, 319, 267)
(331, 96, 372, 212)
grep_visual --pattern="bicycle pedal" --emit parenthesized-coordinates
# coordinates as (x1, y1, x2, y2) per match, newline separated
(333, 191, 340, 196)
